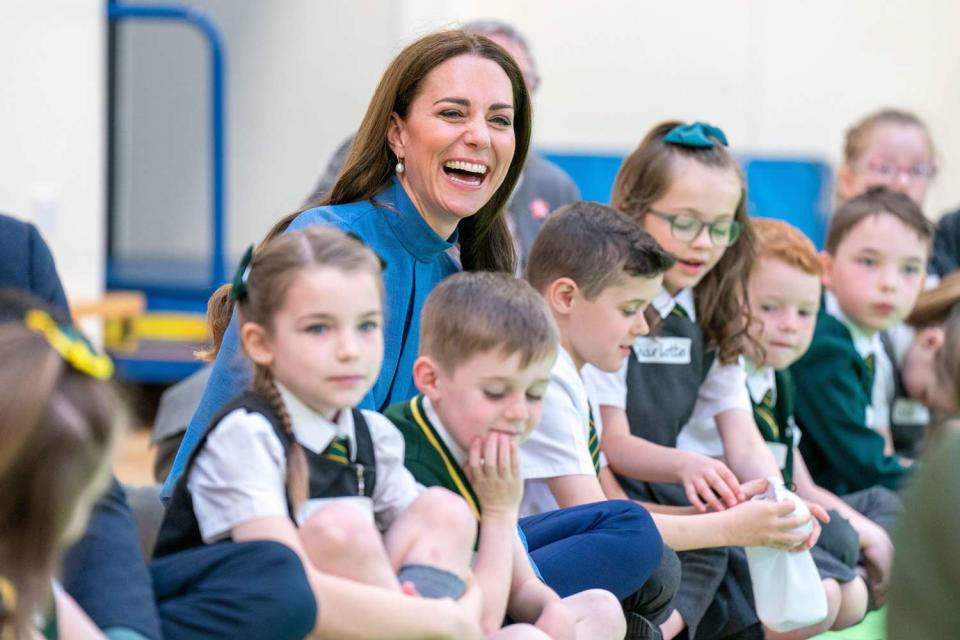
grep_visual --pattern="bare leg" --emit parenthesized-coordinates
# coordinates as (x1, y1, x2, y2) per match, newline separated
(560, 589, 627, 640)
(489, 624, 552, 639)
(832, 577, 868, 630)
(764, 578, 841, 640)
(661, 610, 684, 640)
(298, 502, 400, 591)
(384, 487, 476, 576)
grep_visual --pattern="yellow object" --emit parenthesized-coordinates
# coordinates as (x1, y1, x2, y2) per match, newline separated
(25, 309, 114, 380)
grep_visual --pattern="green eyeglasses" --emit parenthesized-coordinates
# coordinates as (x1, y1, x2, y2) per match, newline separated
(647, 209, 743, 247)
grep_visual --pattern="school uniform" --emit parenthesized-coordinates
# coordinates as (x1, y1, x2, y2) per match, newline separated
(790, 294, 911, 494)
(385, 393, 665, 605)
(584, 288, 759, 640)
(157, 385, 419, 557)
(745, 364, 903, 588)
(879, 327, 930, 458)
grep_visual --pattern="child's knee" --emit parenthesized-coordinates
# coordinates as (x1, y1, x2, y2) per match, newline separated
(569, 589, 627, 638)
(410, 487, 476, 536)
(833, 577, 868, 630)
(300, 502, 381, 557)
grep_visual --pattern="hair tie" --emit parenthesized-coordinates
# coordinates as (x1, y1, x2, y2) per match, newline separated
(663, 122, 728, 148)
(229, 245, 255, 302)
(345, 231, 389, 271)
(24, 310, 114, 380)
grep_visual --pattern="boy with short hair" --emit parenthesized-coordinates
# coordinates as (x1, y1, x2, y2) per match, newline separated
(744, 218, 902, 626)
(386, 270, 664, 640)
(791, 187, 934, 494)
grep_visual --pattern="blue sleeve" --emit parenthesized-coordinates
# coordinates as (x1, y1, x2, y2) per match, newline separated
(161, 310, 251, 498)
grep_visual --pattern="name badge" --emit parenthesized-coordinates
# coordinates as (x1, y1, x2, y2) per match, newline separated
(766, 442, 790, 469)
(633, 337, 692, 364)
(891, 398, 930, 426)
(296, 495, 374, 526)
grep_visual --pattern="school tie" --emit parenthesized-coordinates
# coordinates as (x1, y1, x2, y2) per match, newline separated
(587, 405, 601, 476)
(323, 435, 351, 464)
(754, 389, 780, 440)
(670, 303, 689, 319)
(864, 352, 876, 374)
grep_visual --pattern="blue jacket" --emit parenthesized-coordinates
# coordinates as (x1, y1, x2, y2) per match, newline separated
(163, 178, 460, 497)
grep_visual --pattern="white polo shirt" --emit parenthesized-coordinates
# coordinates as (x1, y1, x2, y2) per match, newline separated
(188, 384, 420, 543)
(520, 346, 606, 517)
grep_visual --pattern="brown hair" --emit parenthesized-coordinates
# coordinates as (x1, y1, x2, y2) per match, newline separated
(0, 320, 119, 637)
(825, 186, 934, 255)
(751, 218, 822, 278)
(207, 228, 384, 511)
(267, 29, 529, 271)
(420, 271, 557, 373)
(611, 120, 758, 364)
(526, 201, 674, 300)
(907, 271, 960, 328)
(843, 108, 935, 166)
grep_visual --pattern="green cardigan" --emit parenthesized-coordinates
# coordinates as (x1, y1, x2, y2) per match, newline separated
(751, 368, 797, 486)
(790, 308, 908, 494)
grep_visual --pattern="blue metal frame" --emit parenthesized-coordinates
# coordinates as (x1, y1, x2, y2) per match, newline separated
(108, 1, 227, 289)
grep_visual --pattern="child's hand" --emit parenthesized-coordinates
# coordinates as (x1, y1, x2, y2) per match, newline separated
(859, 522, 894, 606)
(794, 501, 830, 552)
(534, 601, 577, 640)
(679, 452, 744, 512)
(723, 499, 812, 550)
(451, 574, 485, 640)
(466, 432, 522, 518)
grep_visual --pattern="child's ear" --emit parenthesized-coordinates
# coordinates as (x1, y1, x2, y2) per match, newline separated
(545, 277, 578, 316)
(413, 355, 441, 398)
(836, 164, 858, 201)
(819, 251, 834, 289)
(386, 113, 406, 161)
(240, 322, 274, 367)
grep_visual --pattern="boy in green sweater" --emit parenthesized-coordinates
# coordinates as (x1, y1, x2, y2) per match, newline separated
(387, 271, 666, 640)
(746, 218, 903, 626)
(791, 187, 933, 494)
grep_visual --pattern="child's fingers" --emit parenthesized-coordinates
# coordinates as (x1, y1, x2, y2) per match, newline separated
(685, 482, 708, 512)
(770, 499, 798, 516)
(467, 437, 484, 479)
(706, 471, 738, 508)
(496, 433, 511, 475)
(778, 512, 811, 531)
(808, 502, 831, 524)
(696, 479, 725, 512)
(483, 432, 499, 477)
(740, 478, 769, 499)
(508, 438, 519, 476)
(715, 466, 744, 503)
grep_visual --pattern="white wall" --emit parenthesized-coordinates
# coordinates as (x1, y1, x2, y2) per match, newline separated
(0, 0, 106, 306)
(4, 0, 960, 304)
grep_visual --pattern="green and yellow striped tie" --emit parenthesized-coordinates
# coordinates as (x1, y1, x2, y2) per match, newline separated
(755, 389, 779, 440)
(670, 303, 689, 319)
(864, 352, 875, 374)
(323, 435, 351, 465)
(587, 405, 601, 476)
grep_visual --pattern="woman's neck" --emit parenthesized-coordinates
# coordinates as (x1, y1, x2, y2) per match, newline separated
(396, 176, 459, 240)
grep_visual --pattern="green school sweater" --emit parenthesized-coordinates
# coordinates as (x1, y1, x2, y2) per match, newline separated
(789, 308, 908, 494)
(751, 368, 797, 486)
(384, 395, 481, 520)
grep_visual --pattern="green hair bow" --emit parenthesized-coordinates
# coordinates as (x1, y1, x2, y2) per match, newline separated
(663, 122, 728, 148)
(229, 245, 255, 302)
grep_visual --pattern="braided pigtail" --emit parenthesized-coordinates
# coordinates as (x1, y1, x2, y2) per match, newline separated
(253, 365, 309, 514)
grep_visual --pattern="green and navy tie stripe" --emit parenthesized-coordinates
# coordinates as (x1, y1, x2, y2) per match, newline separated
(670, 303, 688, 319)
(587, 405, 601, 476)
(754, 389, 779, 440)
(323, 435, 350, 464)
(864, 352, 875, 374)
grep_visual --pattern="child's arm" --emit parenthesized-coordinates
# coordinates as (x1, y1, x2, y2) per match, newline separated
(466, 432, 525, 634)
(714, 407, 783, 481)
(507, 536, 576, 640)
(600, 469, 814, 551)
(600, 405, 742, 512)
(233, 516, 484, 640)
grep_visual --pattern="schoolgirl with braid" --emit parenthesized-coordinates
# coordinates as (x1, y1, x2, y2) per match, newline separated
(156, 227, 501, 640)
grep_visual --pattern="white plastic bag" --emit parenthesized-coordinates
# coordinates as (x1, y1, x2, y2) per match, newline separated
(744, 477, 828, 632)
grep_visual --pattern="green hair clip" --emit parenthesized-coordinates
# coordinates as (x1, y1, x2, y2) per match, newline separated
(25, 309, 114, 380)
(229, 245, 255, 302)
(663, 122, 728, 148)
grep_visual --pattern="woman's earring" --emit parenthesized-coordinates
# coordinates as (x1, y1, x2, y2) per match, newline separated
(395, 159, 405, 174)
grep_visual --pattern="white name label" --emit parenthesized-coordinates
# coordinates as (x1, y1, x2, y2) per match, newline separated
(891, 398, 930, 426)
(633, 337, 692, 364)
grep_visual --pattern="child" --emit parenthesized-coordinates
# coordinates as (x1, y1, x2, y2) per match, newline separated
(156, 227, 490, 639)
(743, 218, 902, 627)
(0, 308, 119, 639)
(525, 200, 823, 640)
(582, 122, 828, 640)
(836, 108, 937, 208)
(386, 271, 636, 639)
(790, 188, 933, 494)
